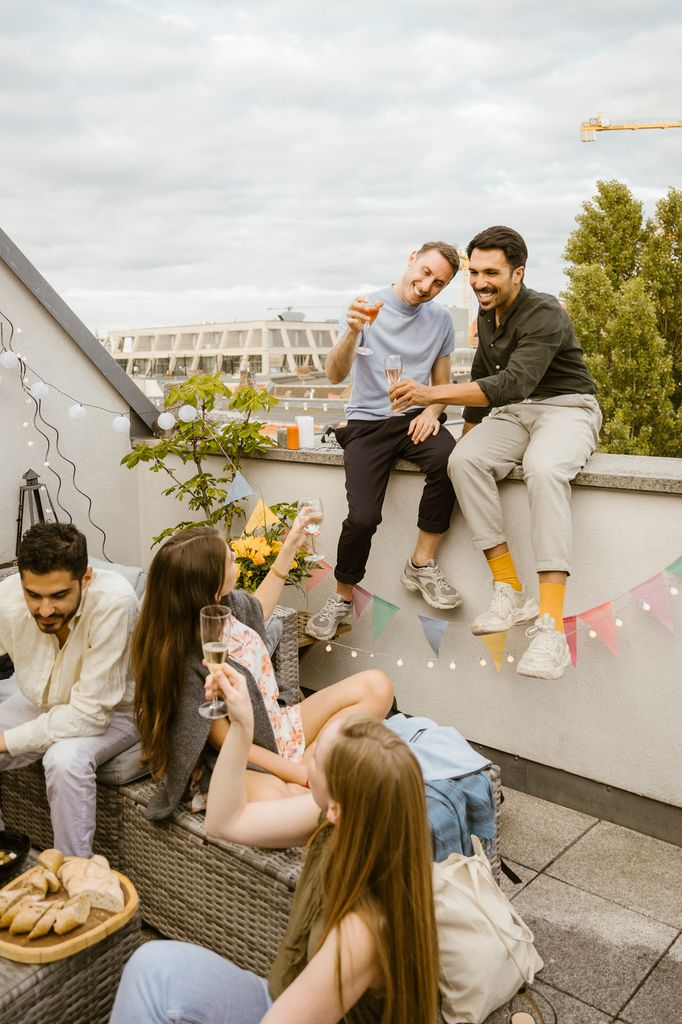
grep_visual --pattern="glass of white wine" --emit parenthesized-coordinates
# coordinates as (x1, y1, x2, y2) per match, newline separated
(198, 604, 232, 720)
(384, 354, 403, 415)
(298, 499, 324, 563)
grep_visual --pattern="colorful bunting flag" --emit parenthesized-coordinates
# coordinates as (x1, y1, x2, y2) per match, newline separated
(418, 615, 449, 657)
(372, 596, 400, 639)
(352, 585, 373, 619)
(665, 554, 682, 579)
(305, 560, 333, 592)
(578, 602, 618, 656)
(481, 632, 507, 672)
(244, 499, 280, 534)
(563, 616, 578, 667)
(630, 573, 674, 632)
(225, 471, 253, 504)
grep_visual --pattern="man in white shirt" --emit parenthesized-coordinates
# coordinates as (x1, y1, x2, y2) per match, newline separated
(0, 523, 139, 855)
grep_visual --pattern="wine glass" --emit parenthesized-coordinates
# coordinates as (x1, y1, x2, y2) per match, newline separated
(298, 499, 324, 562)
(356, 301, 382, 356)
(198, 605, 232, 719)
(384, 354, 403, 415)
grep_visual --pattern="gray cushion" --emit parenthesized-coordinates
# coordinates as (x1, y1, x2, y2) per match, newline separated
(96, 740, 149, 786)
(89, 557, 147, 600)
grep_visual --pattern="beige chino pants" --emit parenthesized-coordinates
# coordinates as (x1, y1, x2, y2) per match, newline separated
(448, 395, 602, 574)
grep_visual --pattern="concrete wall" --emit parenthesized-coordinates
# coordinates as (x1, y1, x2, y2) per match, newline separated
(0, 261, 144, 566)
(132, 448, 682, 809)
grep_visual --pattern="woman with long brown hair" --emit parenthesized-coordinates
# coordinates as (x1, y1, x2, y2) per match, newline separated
(112, 664, 439, 1024)
(134, 519, 393, 819)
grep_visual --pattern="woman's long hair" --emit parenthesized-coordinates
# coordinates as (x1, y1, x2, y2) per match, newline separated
(320, 717, 439, 1024)
(133, 527, 227, 776)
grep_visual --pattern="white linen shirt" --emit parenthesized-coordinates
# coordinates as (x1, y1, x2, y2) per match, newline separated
(0, 569, 139, 756)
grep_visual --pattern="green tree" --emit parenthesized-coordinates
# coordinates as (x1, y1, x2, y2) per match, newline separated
(641, 188, 682, 405)
(563, 180, 647, 288)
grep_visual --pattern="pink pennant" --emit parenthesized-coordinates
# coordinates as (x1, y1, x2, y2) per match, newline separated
(352, 585, 373, 619)
(578, 602, 618, 656)
(563, 615, 578, 667)
(305, 560, 333, 592)
(630, 573, 674, 633)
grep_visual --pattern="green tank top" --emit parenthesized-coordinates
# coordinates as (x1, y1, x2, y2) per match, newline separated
(268, 821, 384, 1023)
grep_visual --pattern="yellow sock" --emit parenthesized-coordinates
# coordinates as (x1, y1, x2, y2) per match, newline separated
(539, 582, 566, 632)
(487, 551, 522, 592)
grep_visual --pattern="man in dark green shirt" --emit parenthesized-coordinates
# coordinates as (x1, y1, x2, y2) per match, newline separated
(390, 226, 602, 681)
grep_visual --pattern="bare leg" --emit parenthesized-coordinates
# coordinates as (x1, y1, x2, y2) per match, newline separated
(244, 770, 307, 801)
(335, 582, 354, 601)
(299, 670, 394, 748)
(411, 528, 442, 565)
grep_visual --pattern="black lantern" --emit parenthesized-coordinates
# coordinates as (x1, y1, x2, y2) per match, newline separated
(16, 468, 58, 557)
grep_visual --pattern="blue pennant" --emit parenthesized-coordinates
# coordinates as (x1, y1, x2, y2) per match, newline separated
(226, 471, 254, 504)
(418, 615, 449, 657)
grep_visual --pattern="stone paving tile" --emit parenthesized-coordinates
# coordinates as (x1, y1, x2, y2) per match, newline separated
(500, 788, 598, 871)
(482, 980, 611, 1022)
(547, 820, 682, 928)
(618, 933, 682, 1024)
(512, 874, 677, 1016)
(500, 859, 537, 900)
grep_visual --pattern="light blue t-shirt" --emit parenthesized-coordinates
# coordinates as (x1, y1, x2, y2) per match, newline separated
(341, 285, 455, 420)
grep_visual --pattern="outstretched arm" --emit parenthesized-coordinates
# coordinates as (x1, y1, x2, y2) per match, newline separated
(253, 506, 321, 620)
(208, 716, 308, 786)
(204, 665, 319, 848)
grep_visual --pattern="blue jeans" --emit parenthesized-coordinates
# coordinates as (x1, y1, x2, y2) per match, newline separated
(110, 941, 273, 1023)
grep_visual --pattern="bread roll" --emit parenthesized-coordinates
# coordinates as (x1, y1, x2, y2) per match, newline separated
(9, 900, 51, 934)
(0, 894, 35, 928)
(23, 867, 49, 898)
(37, 848, 64, 875)
(61, 856, 124, 913)
(27, 900, 65, 940)
(53, 894, 91, 935)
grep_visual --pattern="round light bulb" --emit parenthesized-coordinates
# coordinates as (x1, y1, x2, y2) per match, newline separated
(0, 350, 19, 369)
(615, 617, 623, 628)
(68, 404, 87, 421)
(30, 381, 49, 400)
(507, 654, 515, 663)
(113, 415, 131, 433)
(22, 421, 29, 427)
(325, 644, 332, 653)
(369, 653, 375, 658)
(449, 661, 456, 670)
(178, 404, 198, 423)
(157, 411, 176, 431)
(426, 659, 434, 668)
(350, 649, 357, 658)
(396, 658, 403, 667)
(642, 602, 651, 612)
(43, 461, 50, 467)
(479, 658, 487, 667)
(589, 629, 597, 639)
(670, 586, 678, 596)
(27, 440, 34, 446)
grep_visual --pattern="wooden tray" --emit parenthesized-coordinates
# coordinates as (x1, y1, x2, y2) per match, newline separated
(0, 869, 138, 964)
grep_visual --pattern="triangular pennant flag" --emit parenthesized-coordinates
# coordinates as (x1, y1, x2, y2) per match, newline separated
(480, 632, 507, 672)
(630, 573, 674, 632)
(665, 555, 682, 579)
(563, 615, 578, 668)
(418, 615, 449, 658)
(372, 596, 400, 639)
(352, 585, 373, 619)
(244, 499, 280, 534)
(305, 560, 333, 592)
(578, 602, 618, 656)
(225, 471, 254, 504)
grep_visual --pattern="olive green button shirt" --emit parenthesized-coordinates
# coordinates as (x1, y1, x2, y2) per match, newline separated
(463, 284, 596, 425)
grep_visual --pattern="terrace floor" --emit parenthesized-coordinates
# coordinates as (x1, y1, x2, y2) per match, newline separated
(486, 788, 682, 1023)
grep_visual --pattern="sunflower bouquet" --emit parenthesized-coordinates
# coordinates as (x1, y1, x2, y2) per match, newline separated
(230, 501, 313, 593)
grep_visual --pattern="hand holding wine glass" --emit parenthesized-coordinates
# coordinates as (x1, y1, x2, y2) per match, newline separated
(353, 298, 383, 356)
(298, 499, 324, 562)
(198, 605, 232, 720)
(384, 355, 404, 415)
(205, 662, 253, 736)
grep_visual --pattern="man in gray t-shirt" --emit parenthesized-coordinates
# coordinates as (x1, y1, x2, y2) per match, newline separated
(305, 243, 463, 642)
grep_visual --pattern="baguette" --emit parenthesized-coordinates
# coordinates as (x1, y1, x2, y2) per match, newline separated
(9, 900, 51, 935)
(27, 899, 65, 940)
(0, 888, 30, 920)
(53, 894, 91, 935)
(0, 894, 35, 928)
(37, 848, 64, 875)
(22, 867, 49, 898)
(61, 856, 124, 913)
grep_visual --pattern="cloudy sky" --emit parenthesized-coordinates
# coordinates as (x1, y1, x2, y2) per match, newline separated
(2, 0, 681, 334)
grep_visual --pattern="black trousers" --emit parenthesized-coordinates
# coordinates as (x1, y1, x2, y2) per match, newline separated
(333, 413, 457, 586)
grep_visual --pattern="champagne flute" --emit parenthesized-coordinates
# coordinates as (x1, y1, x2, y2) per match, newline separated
(356, 301, 382, 356)
(384, 354, 404, 415)
(298, 499, 324, 562)
(198, 605, 232, 719)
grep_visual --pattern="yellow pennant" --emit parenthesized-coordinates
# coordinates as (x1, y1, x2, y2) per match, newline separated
(481, 631, 507, 672)
(244, 499, 280, 534)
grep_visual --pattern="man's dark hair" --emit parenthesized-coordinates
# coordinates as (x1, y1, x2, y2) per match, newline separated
(18, 523, 88, 580)
(415, 241, 460, 277)
(466, 226, 528, 270)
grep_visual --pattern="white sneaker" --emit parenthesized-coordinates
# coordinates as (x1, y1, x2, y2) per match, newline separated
(470, 583, 539, 636)
(305, 595, 352, 641)
(517, 614, 571, 680)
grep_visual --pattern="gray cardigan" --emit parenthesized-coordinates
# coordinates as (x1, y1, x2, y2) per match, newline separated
(145, 590, 279, 821)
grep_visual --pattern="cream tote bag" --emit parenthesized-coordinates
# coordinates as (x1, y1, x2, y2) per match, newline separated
(433, 836, 544, 1024)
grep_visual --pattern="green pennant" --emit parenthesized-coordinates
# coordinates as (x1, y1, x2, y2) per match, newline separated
(665, 555, 682, 579)
(372, 596, 400, 638)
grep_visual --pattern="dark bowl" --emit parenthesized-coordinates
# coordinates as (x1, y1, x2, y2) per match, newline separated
(0, 830, 31, 885)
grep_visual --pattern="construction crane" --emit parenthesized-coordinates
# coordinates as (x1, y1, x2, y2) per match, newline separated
(581, 112, 682, 141)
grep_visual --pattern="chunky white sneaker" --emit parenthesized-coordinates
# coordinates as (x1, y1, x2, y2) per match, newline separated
(470, 582, 539, 636)
(400, 559, 462, 610)
(304, 595, 352, 641)
(517, 614, 571, 680)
